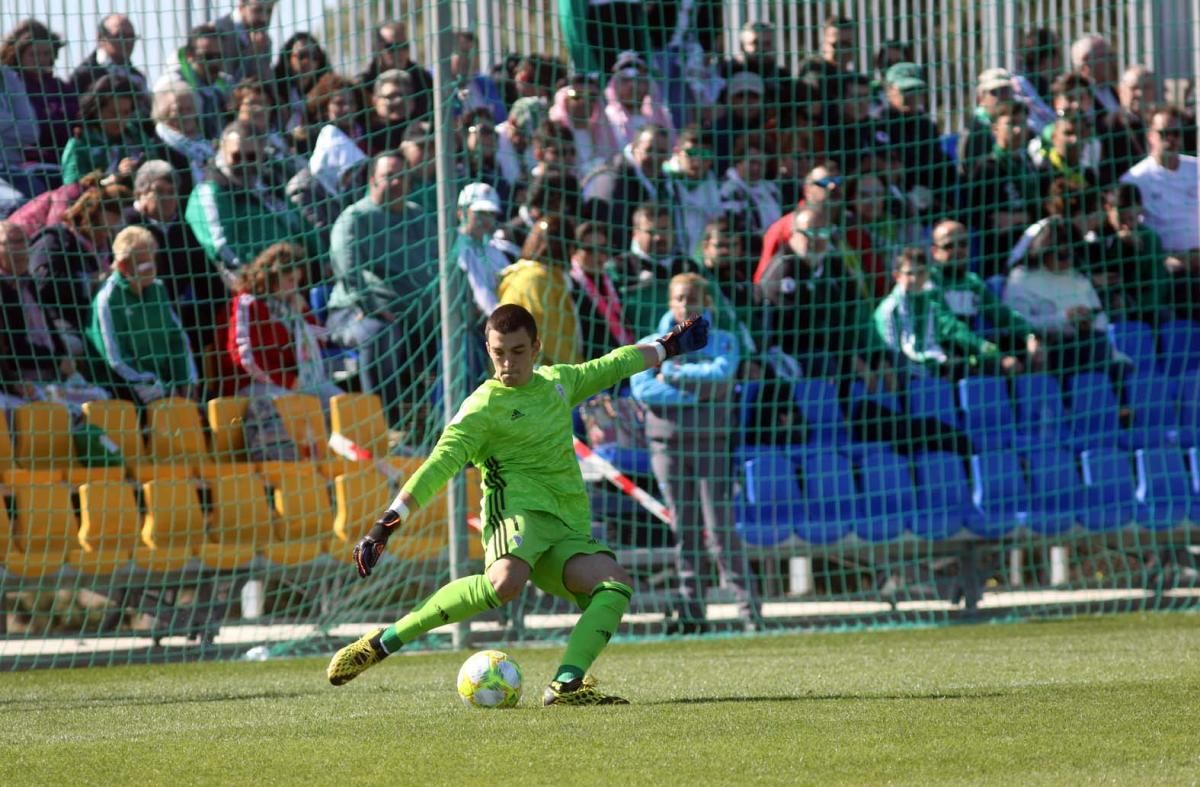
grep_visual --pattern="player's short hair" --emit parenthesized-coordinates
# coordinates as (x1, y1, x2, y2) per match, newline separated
(487, 303, 538, 343)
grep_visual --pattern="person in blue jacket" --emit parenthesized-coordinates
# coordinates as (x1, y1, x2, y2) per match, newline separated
(630, 272, 762, 633)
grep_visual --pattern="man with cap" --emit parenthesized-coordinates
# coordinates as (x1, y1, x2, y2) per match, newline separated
(496, 96, 546, 187)
(453, 182, 509, 322)
(875, 62, 957, 214)
(958, 67, 1016, 174)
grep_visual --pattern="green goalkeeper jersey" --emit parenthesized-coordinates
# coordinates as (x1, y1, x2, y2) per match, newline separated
(402, 346, 647, 529)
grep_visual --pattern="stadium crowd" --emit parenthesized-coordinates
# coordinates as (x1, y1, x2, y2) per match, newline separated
(0, 4, 1198, 629)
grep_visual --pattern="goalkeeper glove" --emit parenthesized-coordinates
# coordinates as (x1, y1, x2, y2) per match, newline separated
(353, 506, 406, 578)
(657, 315, 709, 360)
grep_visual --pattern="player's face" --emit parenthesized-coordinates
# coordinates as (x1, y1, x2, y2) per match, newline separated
(487, 327, 541, 387)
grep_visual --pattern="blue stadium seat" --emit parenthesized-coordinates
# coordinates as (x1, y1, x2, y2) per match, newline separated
(1066, 372, 1123, 448)
(912, 451, 976, 541)
(969, 450, 1031, 538)
(856, 450, 918, 542)
(1126, 370, 1182, 448)
(737, 381, 762, 434)
(734, 451, 801, 547)
(958, 376, 1018, 452)
(1014, 373, 1070, 448)
(1108, 320, 1158, 377)
(906, 375, 960, 429)
(1080, 449, 1140, 532)
(1134, 448, 1195, 531)
(1176, 370, 1200, 447)
(592, 443, 652, 478)
(793, 377, 852, 446)
(850, 379, 902, 416)
(1158, 319, 1200, 378)
(1024, 448, 1085, 536)
(796, 449, 857, 544)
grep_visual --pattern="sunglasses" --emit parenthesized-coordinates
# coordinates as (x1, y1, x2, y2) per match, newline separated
(799, 227, 836, 240)
(468, 124, 496, 136)
(934, 238, 970, 250)
(809, 176, 843, 189)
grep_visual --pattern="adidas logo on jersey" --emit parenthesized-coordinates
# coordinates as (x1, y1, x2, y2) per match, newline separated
(511, 409, 525, 420)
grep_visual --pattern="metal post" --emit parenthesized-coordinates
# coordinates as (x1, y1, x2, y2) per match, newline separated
(430, 0, 469, 650)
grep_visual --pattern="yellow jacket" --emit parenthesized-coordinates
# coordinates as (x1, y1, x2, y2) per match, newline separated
(496, 259, 583, 365)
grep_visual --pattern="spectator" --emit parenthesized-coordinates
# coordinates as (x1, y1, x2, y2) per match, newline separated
(1099, 64, 1156, 185)
(507, 53, 566, 103)
(770, 94, 824, 208)
(0, 221, 81, 400)
(609, 202, 699, 338)
(754, 160, 844, 280)
(662, 126, 723, 260)
(125, 160, 221, 360)
(496, 214, 582, 365)
(867, 40, 917, 117)
(569, 219, 633, 359)
(1007, 177, 1106, 270)
(455, 109, 510, 209)
(363, 68, 416, 157)
(1028, 72, 1103, 173)
(293, 71, 360, 157)
(1071, 33, 1120, 115)
(582, 124, 672, 252)
(450, 30, 507, 123)
(270, 33, 329, 134)
(823, 73, 875, 175)
(229, 79, 305, 196)
(645, 0, 724, 129)
(225, 241, 341, 403)
(723, 20, 795, 104)
(706, 71, 767, 173)
(1095, 183, 1167, 324)
(718, 134, 782, 237)
(0, 60, 44, 198)
(602, 51, 675, 151)
(874, 247, 1022, 380)
(29, 181, 131, 355)
(0, 19, 77, 170)
(958, 67, 1016, 173)
(186, 121, 310, 284)
(1030, 114, 1100, 193)
(355, 21, 433, 121)
(452, 182, 508, 324)
(71, 14, 148, 104)
(60, 75, 160, 186)
(214, 0, 276, 84)
(1120, 105, 1199, 262)
(629, 272, 760, 633)
(528, 120, 578, 182)
(86, 225, 197, 406)
(697, 213, 764, 356)
(798, 14, 859, 119)
(575, 0, 647, 75)
(966, 101, 1042, 277)
(151, 80, 213, 197)
(1013, 28, 1062, 134)
(845, 171, 920, 298)
(1004, 217, 1121, 377)
(549, 75, 621, 180)
(154, 24, 232, 143)
(7, 171, 107, 239)
(493, 168, 579, 262)
(875, 62, 958, 214)
(930, 219, 1039, 355)
(325, 151, 438, 432)
(303, 72, 366, 194)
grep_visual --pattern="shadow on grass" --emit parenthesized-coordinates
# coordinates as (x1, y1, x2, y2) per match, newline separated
(646, 691, 1011, 706)
(0, 688, 329, 712)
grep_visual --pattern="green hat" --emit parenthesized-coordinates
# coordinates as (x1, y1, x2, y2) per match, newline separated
(886, 62, 926, 92)
(508, 97, 546, 135)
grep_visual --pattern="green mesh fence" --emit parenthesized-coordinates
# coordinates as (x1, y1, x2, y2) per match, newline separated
(0, 0, 1197, 670)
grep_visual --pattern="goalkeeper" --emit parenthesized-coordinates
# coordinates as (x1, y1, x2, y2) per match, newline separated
(327, 303, 709, 705)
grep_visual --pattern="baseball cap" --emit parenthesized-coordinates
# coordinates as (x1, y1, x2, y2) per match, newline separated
(727, 71, 766, 97)
(457, 182, 502, 214)
(507, 97, 546, 135)
(977, 67, 1014, 92)
(886, 62, 926, 92)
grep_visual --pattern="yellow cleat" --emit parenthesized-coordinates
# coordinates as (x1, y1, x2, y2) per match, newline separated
(542, 674, 630, 706)
(327, 629, 387, 686)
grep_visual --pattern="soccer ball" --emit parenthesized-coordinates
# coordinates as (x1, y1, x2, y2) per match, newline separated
(456, 649, 522, 709)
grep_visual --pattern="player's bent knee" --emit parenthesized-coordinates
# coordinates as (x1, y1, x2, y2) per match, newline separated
(486, 558, 529, 603)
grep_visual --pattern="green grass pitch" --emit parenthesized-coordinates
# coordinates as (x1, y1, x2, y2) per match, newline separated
(3, 613, 1198, 785)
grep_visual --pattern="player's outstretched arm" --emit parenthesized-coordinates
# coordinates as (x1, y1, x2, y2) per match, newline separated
(353, 490, 420, 578)
(638, 314, 709, 367)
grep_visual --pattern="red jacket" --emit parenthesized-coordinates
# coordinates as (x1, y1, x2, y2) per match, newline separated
(224, 292, 320, 393)
(753, 206, 886, 299)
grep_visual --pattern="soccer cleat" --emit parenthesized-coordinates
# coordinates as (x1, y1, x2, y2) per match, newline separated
(327, 629, 388, 685)
(542, 674, 630, 706)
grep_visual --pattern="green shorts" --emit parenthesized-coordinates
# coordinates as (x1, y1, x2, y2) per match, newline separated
(482, 509, 614, 606)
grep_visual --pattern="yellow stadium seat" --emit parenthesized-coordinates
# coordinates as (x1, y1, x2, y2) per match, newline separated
(331, 469, 394, 550)
(330, 393, 389, 461)
(14, 401, 128, 485)
(145, 397, 212, 471)
(267, 466, 335, 565)
(76, 481, 140, 575)
(207, 396, 250, 465)
(204, 474, 273, 570)
(138, 478, 206, 572)
(272, 393, 358, 479)
(8, 483, 76, 578)
(82, 399, 145, 464)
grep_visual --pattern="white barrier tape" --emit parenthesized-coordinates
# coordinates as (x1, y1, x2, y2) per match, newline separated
(573, 437, 673, 525)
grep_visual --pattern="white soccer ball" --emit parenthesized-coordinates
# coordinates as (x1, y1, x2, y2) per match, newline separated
(456, 649, 523, 709)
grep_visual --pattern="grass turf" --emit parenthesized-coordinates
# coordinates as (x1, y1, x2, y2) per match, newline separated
(1, 613, 1198, 785)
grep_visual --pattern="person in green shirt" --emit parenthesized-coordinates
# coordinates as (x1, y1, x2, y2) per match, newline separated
(930, 219, 1040, 360)
(61, 74, 162, 185)
(327, 303, 709, 705)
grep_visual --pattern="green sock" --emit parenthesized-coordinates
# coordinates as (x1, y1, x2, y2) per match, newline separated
(555, 581, 633, 684)
(380, 574, 501, 652)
